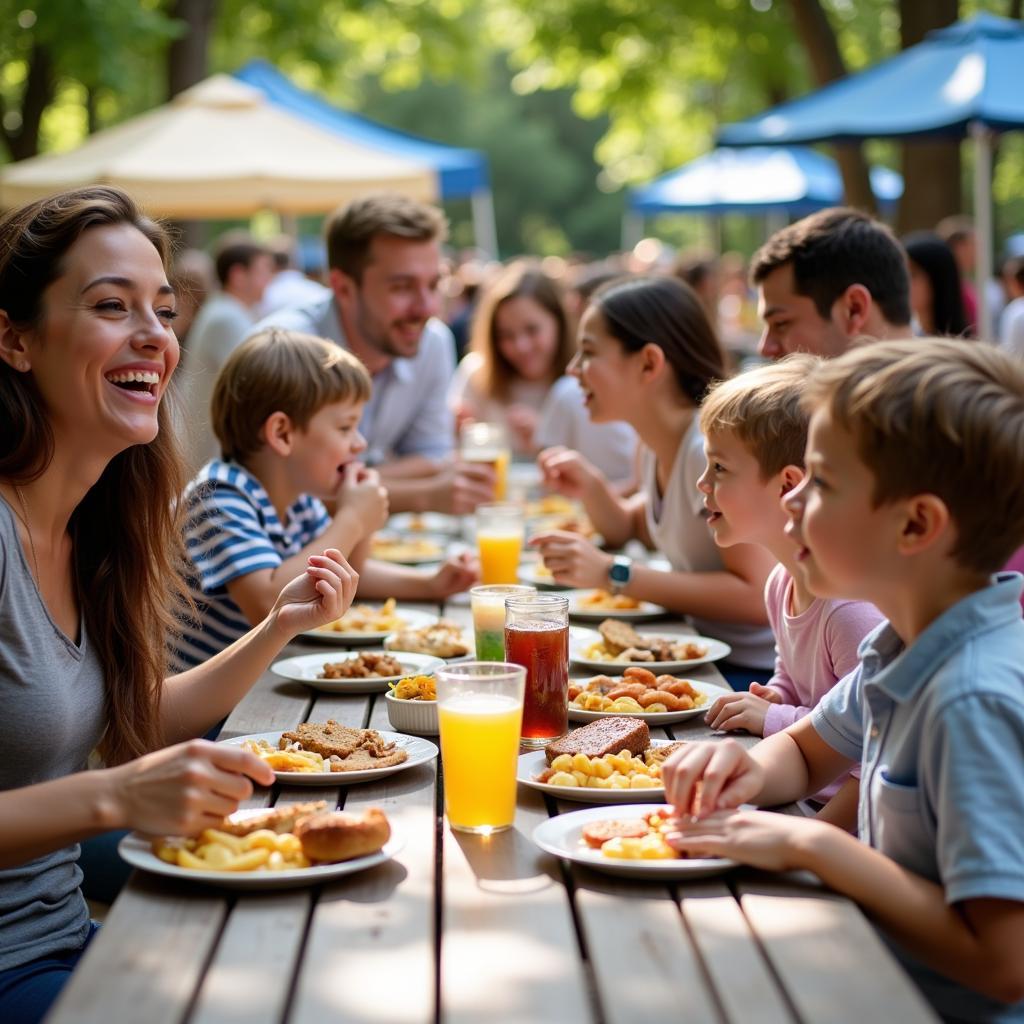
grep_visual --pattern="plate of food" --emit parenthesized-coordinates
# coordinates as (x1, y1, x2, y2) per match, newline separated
(271, 651, 444, 694)
(220, 724, 438, 785)
(532, 804, 736, 880)
(369, 533, 447, 565)
(118, 803, 402, 889)
(569, 621, 731, 672)
(302, 599, 436, 643)
(386, 512, 462, 536)
(518, 561, 571, 590)
(384, 620, 472, 660)
(567, 668, 726, 724)
(518, 719, 685, 804)
(565, 589, 667, 622)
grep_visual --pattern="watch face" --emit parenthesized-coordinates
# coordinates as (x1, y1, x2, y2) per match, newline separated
(610, 563, 630, 583)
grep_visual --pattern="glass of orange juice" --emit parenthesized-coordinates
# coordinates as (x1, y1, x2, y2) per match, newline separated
(460, 422, 510, 501)
(436, 661, 526, 835)
(475, 502, 523, 584)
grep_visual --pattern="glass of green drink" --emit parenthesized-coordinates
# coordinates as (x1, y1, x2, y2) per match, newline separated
(470, 584, 535, 661)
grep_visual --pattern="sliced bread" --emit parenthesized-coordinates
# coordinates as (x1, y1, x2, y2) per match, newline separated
(544, 717, 650, 765)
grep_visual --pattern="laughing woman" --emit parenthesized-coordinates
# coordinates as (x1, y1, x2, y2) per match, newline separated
(0, 187, 358, 1024)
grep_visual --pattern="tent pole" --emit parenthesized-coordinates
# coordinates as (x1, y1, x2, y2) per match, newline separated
(970, 121, 994, 342)
(470, 189, 499, 259)
(621, 210, 644, 252)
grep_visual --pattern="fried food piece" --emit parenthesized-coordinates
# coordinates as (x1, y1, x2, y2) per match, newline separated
(598, 618, 644, 654)
(622, 666, 658, 687)
(295, 807, 391, 862)
(318, 652, 405, 679)
(644, 742, 687, 767)
(280, 721, 408, 771)
(218, 801, 328, 837)
(581, 819, 651, 848)
(385, 621, 470, 658)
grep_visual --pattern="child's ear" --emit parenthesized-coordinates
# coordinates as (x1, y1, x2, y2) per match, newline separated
(897, 494, 950, 555)
(778, 464, 805, 496)
(261, 411, 295, 456)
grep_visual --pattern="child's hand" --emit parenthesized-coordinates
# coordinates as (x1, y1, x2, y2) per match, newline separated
(270, 548, 359, 638)
(536, 446, 601, 499)
(662, 739, 763, 817)
(750, 682, 783, 703)
(704, 690, 777, 736)
(338, 462, 389, 534)
(528, 531, 611, 589)
(665, 807, 825, 872)
(428, 551, 480, 599)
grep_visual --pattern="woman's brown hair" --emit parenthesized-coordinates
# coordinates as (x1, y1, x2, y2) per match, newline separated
(0, 185, 189, 765)
(469, 262, 573, 401)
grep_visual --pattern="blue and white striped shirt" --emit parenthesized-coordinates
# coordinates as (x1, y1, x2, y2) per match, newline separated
(170, 460, 330, 672)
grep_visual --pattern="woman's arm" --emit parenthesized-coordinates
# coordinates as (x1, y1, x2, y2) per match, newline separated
(163, 550, 358, 742)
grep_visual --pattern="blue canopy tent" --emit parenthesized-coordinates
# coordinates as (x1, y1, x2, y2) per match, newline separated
(717, 13, 1024, 339)
(629, 146, 902, 216)
(233, 60, 497, 254)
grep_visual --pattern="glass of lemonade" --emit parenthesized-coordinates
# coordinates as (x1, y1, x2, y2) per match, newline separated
(475, 502, 524, 585)
(504, 594, 570, 749)
(470, 584, 536, 661)
(436, 661, 526, 835)
(460, 421, 510, 502)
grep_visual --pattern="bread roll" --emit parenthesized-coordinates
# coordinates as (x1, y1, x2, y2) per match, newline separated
(295, 807, 391, 862)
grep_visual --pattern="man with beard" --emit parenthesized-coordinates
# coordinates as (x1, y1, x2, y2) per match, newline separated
(253, 194, 494, 513)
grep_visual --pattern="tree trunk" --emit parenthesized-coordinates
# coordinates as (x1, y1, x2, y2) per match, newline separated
(166, 0, 217, 247)
(0, 42, 55, 161)
(896, 0, 960, 233)
(788, 0, 877, 214)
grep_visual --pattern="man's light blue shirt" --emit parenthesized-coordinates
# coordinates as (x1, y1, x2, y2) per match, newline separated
(812, 573, 1024, 1023)
(251, 294, 455, 465)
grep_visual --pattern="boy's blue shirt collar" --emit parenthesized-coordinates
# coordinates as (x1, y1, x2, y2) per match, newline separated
(858, 572, 1023, 703)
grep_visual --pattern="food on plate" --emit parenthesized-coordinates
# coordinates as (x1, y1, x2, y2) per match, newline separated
(524, 494, 577, 518)
(577, 589, 641, 611)
(385, 620, 470, 658)
(241, 740, 334, 773)
(544, 716, 650, 765)
(294, 807, 391, 862)
(579, 620, 710, 664)
(568, 669, 708, 714)
(320, 598, 405, 634)
(318, 652, 404, 680)
(583, 810, 681, 860)
(152, 804, 391, 870)
(279, 721, 409, 771)
(389, 675, 437, 701)
(546, 514, 596, 538)
(370, 535, 443, 562)
(643, 741, 687, 767)
(536, 749, 663, 790)
(531, 560, 553, 580)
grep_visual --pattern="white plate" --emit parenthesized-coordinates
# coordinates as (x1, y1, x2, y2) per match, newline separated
(517, 565, 572, 590)
(387, 512, 462, 536)
(517, 741, 679, 803)
(369, 533, 449, 565)
(567, 677, 728, 724)
(218, 729, 438, 786)
(565, 589, 667, 622)
(118, 809, 403, 889)
(271, 651, 444, 693)
(532, 804, 736, 880)
(569, 626, 732, 672)
(302, 607, 437, 644)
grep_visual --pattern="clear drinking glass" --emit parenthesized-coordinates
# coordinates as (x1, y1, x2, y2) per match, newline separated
(504, 594, 570, 749)
(460, 421, 510, 501)
(475, 502, 524, 585)
(435, 661, 526, 835)
(470, 584, 536, 661)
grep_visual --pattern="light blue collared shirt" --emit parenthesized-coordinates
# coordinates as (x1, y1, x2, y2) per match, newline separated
(252, 294, 455, 465)
(812, 573, 1024, 1023)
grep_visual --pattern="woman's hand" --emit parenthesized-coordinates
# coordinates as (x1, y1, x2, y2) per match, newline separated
(269, 547, 359, 638)
(105, 739, 274, 836)
(665, 807, 826, 872)
(537, 446, 602, 499)
(704, 689, 779, 736)
(428, 550, 480, 599)
(662, 738, 764, 817)
(506, 404, 539, 452)
(528, 531, 612, 589)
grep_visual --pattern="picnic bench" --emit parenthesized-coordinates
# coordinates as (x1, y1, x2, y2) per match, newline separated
(48, 596, 939, 1024)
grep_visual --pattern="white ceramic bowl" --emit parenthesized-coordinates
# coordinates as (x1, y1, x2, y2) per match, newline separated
(384, 691, 439, 735)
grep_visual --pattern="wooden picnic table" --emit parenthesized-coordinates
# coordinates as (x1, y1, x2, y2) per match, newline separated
(47, 594, 939, 1024)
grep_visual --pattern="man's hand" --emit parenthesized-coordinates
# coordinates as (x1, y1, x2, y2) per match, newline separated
(528, 531, 612, 589)
(537, 446, 602, 499)
(434, 460, 497, 514)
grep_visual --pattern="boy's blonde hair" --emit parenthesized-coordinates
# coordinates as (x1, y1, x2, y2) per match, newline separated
(804, 338, 1024, 575)
(212, 328, 372, 462)
(699, 353, 821, 478)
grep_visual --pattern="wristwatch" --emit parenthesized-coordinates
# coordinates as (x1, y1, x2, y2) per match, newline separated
(608, 555, 633, 596)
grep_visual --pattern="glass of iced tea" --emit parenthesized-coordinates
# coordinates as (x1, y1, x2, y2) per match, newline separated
(470, 584, 536, 661)
(475, 502, 524, 585)
(504, 594, 569, 749)
(460, 421, 510, 502)
(436, 661, 526, 835)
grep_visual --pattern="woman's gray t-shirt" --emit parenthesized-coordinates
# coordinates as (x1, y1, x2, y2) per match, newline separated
(0, 496, 106, 971)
